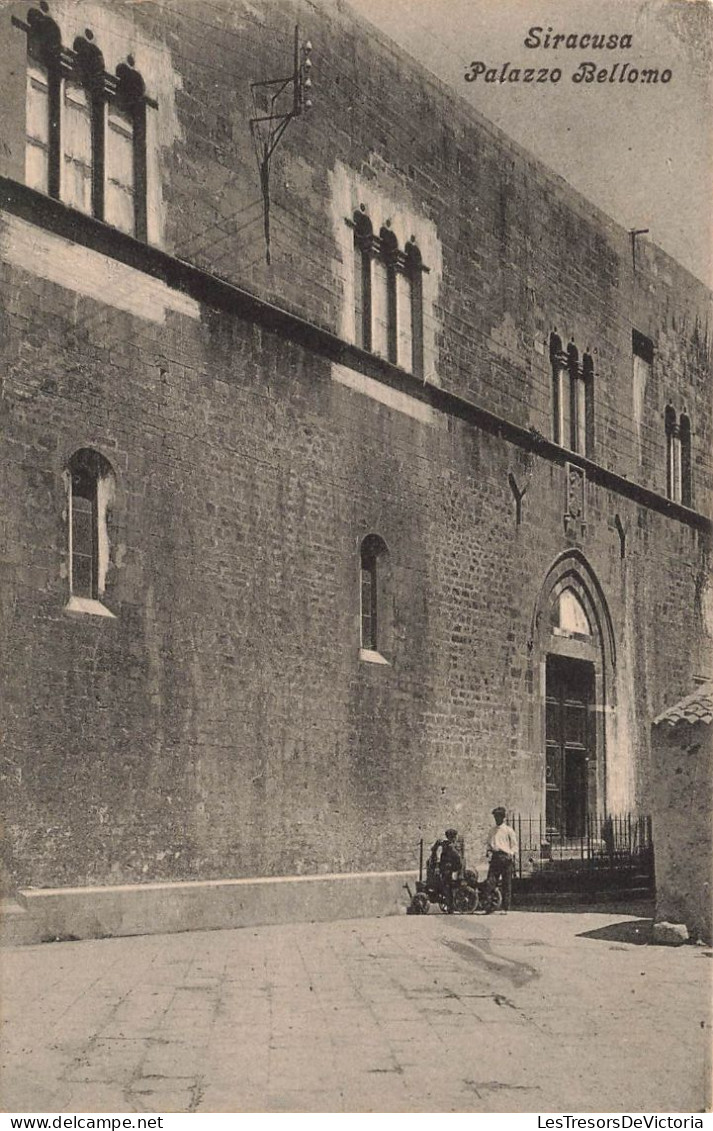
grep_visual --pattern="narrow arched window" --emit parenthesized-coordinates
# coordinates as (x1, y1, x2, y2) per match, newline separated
(352, 211, 373, 351)
(71, 460, 98, 598)
(26, 54, 51, 193)
(665, 405, 681, 502)
(377, 227, 398, 362)
(680, 413, 692, 507)
(370, 227, 392, 359)
(582, 352, 594, 457)
(67, 449, 115, 604)
(567, 343, 586, 454)
(550, 333, 567, 445)
(403, 240, 424, 376)
(106, 62, 148, 238)
(62, 77, 94, 214)
(25, 8, 61, 197)
(360, 534, 387, 654)
(395, 262, 412, 369)
(63, 36, 105, 217)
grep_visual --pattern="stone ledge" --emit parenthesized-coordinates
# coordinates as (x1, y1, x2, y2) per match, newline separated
(0, 870, 417, 947)
(0, 177, 709, 535)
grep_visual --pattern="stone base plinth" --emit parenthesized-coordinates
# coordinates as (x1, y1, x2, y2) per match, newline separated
(1, 870, 417, 947)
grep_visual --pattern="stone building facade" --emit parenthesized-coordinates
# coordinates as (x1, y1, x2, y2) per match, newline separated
(651, 686, 713, 944)
(0, 0, 710, 895)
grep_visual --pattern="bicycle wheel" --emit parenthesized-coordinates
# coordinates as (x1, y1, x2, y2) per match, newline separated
(453, 885, 478, 914)
(483, 885, 503, 912)
(410, 892, 430, 915)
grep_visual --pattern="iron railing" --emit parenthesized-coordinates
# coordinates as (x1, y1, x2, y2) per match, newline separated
(510, 812, 653, 880)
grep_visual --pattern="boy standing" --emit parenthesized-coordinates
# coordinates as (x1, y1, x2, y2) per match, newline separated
(485, 807, 517, 913)
(430, 828, 462, 913)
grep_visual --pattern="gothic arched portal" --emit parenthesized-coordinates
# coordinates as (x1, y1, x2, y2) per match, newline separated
(528, 551, 617, 836)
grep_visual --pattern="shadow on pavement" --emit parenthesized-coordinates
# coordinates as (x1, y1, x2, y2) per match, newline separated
(576, 918, 652, 945)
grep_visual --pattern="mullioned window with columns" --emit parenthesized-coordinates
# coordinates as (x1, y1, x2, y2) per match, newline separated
(549, 332, 595, 457)
(351, 208, 425, 377)
(18, 2, 153, 239)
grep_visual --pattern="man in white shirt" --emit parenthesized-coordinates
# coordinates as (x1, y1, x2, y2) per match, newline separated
(484, 806, 518, 913)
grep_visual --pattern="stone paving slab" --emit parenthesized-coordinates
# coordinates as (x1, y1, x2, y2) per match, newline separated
(1, 908, 710, 1113)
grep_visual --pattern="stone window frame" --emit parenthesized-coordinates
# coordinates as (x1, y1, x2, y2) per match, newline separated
(65, 448, 116, 618)
(665, 404, 692, 507)
(359, 533, 390, 665)
(349, 208, 425, 377)
(549, 332, 594, 457)
(17, 3, 154, 240)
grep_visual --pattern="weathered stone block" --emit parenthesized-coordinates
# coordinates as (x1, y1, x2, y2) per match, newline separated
(653, 921, 690, 946)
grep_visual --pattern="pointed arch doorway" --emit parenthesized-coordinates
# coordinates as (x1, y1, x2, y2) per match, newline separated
(530, 552, 617, 839)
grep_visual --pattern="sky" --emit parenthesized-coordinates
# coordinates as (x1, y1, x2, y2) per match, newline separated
(346, 0, 712, 287)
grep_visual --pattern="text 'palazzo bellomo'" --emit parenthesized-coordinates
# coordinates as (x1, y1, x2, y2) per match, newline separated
(0, 0, 711, 898)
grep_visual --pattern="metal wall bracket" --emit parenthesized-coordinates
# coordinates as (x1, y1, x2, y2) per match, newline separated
(249, 27, 313, 265)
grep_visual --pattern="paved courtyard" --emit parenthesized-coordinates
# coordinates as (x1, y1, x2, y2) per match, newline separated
(1, 906, 710, 1114)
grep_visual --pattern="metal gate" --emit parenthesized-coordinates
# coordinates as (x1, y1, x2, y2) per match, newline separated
(511, 812, 654, 891)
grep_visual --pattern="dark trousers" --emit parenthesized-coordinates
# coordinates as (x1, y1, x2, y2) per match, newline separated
(438, 870, 456, 911)
(486, 851, 514, 910)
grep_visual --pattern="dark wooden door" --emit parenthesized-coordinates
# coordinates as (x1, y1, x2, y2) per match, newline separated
(545, 656, 594, 837)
